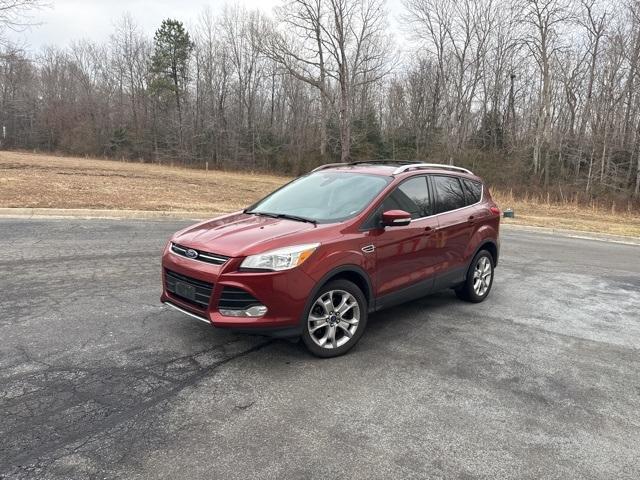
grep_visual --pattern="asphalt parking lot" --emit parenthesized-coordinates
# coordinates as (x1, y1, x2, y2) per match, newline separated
(1, 218, 639, 479)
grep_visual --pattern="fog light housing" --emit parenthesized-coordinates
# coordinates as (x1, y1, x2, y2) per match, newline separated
(219, 305, 268, 317)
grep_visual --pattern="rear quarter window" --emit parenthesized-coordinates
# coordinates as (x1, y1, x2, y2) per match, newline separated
(461, 179, 482, 205)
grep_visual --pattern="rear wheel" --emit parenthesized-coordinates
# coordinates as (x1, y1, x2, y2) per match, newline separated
(301, 279, 368, 358)
(455, 250, 494, 303)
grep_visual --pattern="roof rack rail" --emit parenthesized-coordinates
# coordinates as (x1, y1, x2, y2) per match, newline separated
(311, 159, 418, 172)
(311, 162, 349, 172)
(392, 163, 473, 175)
(310, 160, 472, 175)
(349, 159, 418, 166)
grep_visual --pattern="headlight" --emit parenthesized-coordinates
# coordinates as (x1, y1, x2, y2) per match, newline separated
(240, 243, 320, 271)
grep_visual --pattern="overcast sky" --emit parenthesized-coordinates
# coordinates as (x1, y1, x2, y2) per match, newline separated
(7, 0, 404, 50)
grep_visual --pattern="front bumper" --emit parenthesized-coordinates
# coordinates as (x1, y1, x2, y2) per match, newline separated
(163, 300, 211, 324)
(160, 243, 315, 335)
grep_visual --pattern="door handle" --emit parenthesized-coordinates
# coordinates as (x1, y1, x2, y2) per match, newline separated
(424, 226, 437, 235)
(467, 215, 476, 225)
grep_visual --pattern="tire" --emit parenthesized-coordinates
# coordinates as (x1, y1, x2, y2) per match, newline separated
(455, 250, 495, 303)
(301, 279, 368, 358)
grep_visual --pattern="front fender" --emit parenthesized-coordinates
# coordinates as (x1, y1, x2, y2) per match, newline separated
(297, 262, 375, 328)
(301, 234, 375, 284)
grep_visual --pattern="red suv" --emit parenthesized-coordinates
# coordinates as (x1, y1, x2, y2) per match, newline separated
(161, 162, 500, 357)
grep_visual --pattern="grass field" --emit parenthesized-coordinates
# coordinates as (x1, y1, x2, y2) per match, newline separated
(2, 150, 640, 237)
(0, 151, 286, 214)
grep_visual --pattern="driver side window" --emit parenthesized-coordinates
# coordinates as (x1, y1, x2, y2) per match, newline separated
(361, 176, 432, 230)
(380, 176, 432, 219)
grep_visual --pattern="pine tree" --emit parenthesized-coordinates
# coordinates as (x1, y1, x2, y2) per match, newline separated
(150, 19, 193, 150)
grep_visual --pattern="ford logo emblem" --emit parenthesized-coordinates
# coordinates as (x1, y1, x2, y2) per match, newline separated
(185, 249, 198, 259)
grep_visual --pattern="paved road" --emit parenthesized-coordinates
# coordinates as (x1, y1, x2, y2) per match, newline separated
(1, 219, 639, 479)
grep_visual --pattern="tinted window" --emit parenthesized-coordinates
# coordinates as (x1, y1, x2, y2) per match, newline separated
(433, 176, 466, 213)
(248, 171, 390, 223)
(461, 179, 482, 205)
(380, 177, 431, 219)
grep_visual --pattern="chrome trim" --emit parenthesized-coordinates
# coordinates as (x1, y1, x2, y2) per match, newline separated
(393, 163, 473, 175)
(409, 183, 484, 223)
(311, 161, 474, 176)
(361, 244, 375, 254)
(170, 243, 228, 265)
(359, 175, 485, 231)
(311, 162, 349, 172)
(163, 301, 211, 325)
(198, 252, 230, 263)
(171, 243, 188, 254)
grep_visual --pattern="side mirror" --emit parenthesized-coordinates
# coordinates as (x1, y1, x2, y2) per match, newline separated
(381, 209, 411, 227)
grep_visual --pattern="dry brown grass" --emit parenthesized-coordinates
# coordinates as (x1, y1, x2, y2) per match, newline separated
(1, 150, 639, 237)
(0, 151, 286, 214)
(492, 188, 640, 237)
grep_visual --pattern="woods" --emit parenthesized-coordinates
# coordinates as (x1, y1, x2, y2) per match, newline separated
(1, 0, 640, 204)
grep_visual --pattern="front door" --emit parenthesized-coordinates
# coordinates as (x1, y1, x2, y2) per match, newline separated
(370, 176, 441, 309)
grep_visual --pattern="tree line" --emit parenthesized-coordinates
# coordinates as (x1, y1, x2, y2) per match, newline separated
(1, 0, 640, 203)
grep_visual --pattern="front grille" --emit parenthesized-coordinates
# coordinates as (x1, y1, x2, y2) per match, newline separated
(165, 269, 213, 309)
(171, 243, 229, 265)
(218, 286, 260, 311)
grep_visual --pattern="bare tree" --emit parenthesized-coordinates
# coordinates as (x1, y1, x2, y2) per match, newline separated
(519, 0, 573, 185)
(0, 0, 46, 46)
(268, 0, 332, 157)
(111, 14, 150, 146)
(403, 0, 452, 150)
(265, 0, 392, 161)
(2, 1, 640, 204)
(573, 0, 608, 179)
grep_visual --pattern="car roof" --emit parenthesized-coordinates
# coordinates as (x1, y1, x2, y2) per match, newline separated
(312, 161, 483, 182)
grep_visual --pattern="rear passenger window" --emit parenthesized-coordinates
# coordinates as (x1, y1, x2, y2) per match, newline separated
(461, 179, 482, 205)
(381, 176, 432, 219)
(432, 176, 466, 213)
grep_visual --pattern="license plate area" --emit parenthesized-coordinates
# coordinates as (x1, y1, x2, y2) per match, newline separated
(165, 269, 213, 309)
(174, 281, 197, 302)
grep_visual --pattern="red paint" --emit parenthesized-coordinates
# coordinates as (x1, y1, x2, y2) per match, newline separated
(161, 165, 500, 333)
(381, 209, 412, 226)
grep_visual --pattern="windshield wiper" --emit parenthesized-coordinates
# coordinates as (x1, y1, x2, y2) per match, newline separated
(274, 213, 317, 224)
(244, 210, 277, 218)
(245, 210, 316, 224)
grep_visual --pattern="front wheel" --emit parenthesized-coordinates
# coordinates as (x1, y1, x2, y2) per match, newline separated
(301, 279, 368, 358)
(455, 250, 495, 303)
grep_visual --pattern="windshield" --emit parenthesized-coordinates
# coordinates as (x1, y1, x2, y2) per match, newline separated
(247, 171, 391, 223)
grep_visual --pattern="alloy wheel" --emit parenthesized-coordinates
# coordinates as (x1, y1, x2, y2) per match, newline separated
(473, 256, 492, 297)
(307, 290, 360, 349)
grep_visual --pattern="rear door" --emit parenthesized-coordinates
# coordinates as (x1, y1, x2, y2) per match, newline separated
(369, 176, 440, 308)
(429, 175, 476, 289)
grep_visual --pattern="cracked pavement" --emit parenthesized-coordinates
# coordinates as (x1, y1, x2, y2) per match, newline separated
(1, 218, 639, 479)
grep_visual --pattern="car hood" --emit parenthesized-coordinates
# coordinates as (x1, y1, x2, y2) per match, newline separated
(171, 211, 325, 257)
